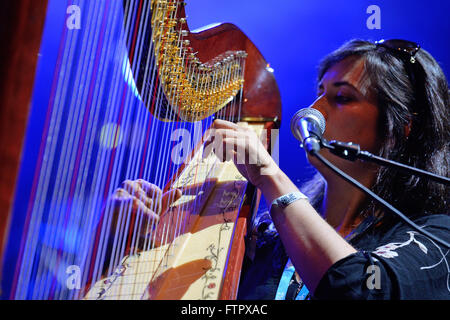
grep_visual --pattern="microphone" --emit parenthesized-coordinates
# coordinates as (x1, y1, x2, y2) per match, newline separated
(290, 108, 326, 154)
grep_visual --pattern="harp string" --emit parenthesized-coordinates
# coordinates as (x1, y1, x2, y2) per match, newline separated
(119, 0, 156, 291)
(96, 0, 181, 296)
(37, 0, 100, 299)
(54, 0, 119, 299)
(156, 0, 187, 265)
(57, 0, 135, 298)
(147, 0, 189, 285)
(92, 0, 153, 289)
(14, 0, 87, 299)
(106, 0, 159, 293)
(86, 0, 134, 294)
(12, 0, 247, 299)
(50, 0, 122, 299)
(63, 0, 128, 300)
(122, 0, 169, 291)
(66, 0, 129, 299)
(102, 0, 143, 283)
(122, 0, 208, 292)
(104, 0, 246, 296)
(78, 0, 135, 293)
(16, 0, 102, 299)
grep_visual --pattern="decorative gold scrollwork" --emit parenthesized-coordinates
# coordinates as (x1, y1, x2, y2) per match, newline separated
(151, 0, 247, 122)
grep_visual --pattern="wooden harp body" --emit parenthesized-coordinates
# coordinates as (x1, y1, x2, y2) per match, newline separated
(0, 0, 281, 300)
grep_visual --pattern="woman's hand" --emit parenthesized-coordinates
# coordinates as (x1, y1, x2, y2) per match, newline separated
(96, 180, 181, 276)
(210, 119, 281, 189)
(108, 179, 182, 236)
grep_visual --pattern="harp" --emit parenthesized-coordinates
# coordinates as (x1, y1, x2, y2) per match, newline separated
(0, 0, 281, 300)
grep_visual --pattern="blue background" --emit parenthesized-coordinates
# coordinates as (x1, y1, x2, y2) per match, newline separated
(186, 0, 450, 185)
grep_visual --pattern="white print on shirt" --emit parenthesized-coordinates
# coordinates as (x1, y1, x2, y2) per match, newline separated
(372, 229, 450, 293)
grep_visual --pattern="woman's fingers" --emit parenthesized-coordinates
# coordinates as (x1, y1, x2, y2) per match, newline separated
(208, 121, 280, 186)
(115, 180, 182, 216)
(131, 196, 160, 222)
(136, 179, 163, 198)
(112, 187, 154, 213)
(217, 130, 267, 165)
(107, 181, 183, 249)
(161, 189, 183, 214)
(122, 180, 157, 210)
(112, 180, 166, 222)
(212, 119, 240, 130)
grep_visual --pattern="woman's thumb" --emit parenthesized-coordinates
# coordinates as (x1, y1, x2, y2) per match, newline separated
(161, 188, 182, 213)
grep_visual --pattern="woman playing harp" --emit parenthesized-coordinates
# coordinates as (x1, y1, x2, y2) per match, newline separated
(104, 39, 450, 300)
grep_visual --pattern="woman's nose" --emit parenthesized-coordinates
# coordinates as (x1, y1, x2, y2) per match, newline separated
(308, 95, 328, 121)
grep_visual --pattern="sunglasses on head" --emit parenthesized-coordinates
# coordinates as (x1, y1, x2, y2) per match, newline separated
(375, 39, 422, 115)
(375, 39, 421, 64)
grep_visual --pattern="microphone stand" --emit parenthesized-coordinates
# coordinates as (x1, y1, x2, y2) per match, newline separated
(320, 139, 450, 186)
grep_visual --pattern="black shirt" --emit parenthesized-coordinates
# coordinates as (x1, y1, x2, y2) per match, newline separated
(237, 214, 450, 300)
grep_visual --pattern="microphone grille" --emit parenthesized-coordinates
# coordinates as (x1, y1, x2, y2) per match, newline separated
(290, 107, 326, 135)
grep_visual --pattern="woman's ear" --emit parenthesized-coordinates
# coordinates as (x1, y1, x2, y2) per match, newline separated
(404, 118, 412, 139)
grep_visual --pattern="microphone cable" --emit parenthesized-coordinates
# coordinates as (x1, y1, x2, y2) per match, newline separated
(311, 149, 450, 249)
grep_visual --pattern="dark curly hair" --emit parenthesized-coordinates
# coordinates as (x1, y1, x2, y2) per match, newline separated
(312, 39, 449, 220)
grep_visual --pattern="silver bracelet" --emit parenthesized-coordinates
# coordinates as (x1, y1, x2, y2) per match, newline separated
(270, 191, 308, 211)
